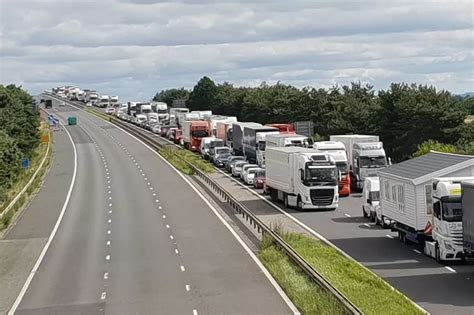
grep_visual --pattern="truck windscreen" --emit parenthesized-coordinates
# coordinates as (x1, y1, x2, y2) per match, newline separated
(359, 156, 386, 168)
(443, 202, 462, 222)
(336, 162, 348, 174)
(305, 166, 337, 185)
(258, 141, 266, 151)
(158, 109, 167, 114)
(192, 130, 208, 137)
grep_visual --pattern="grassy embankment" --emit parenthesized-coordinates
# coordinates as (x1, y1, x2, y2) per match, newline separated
(260, 229, 424, 315)
(0, 122, 53, 230)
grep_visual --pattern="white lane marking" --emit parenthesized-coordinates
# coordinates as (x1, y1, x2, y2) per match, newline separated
(193, 310, 198, 315)
(107, 230, 111, 235)
(445, 266, 456, 273)
(413, 249, 422, 254)
(180, 265, 185, 272)
(108, 219, 112, 223)
(106, 176, 110, 180)
(106, 255, 111, 261)
(185, 284, 190, 291)
(108, 185, 111, 189)
(156, 199, 160, 203)
(158, 206, 162, 210)
(170, 235, 174, 240)
(144, 177, 148, 181)
(9, 117, 78, 315)
(152, 193, 156, 196)
(109, 210, 112, 214)
(175, 248, 179, 254)
(344, 213, 351, 217)
(142, 173, 145, 177)
(108, 190, 112, 194)
(106, 122, 300, 315)
(101, 292, 107, 300)
(162, 214, 166, 219)
(386, 234, 394, 239)
(147, 182, 151, 186)
(108, 196, 112, 200)
(104, 272, 109, 280)
(109, 203, 113, 207)
(107, 241, 111, 246)
(149, 187, 153, 191)
(166, 224, 170, 229)
(364, 223, 371, 228)
(107, 180, 111, 184)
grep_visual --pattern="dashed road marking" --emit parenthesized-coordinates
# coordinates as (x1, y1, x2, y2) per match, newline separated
(180, 265, 185, 272)
(159, 206, 162, 210)
(175, 249, 179, 254)
(344, 213, 351, 218)
(166, 224, 170, 229)
(156, 200, 160, 203)
(101, 292, 107, 300)
(445, 266, 456, 273)
(144, 177, 148, 181)
(104, 272, 109, 280)
(107, 241, 111, 246)
(413, 249, 422, 254)
(152, 193, 156, 196)
(386, 234, 394, 239)
(363, 223, 370, 228)
(170, 235, 174, 240)
(106, 255, 110, 261)
(108, 219, 112, 223)
(149, 187, 153, 190)
(109, 203, 113, 207)
(107, 230, 111, 235)
(185, 284, 190, 291)
(109, 210, 112, 214)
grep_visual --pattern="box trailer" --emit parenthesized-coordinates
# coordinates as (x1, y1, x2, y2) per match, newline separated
(266, 134, 311, 148)
(243, 126, 279, 165)
(462, 181, 474, 256)
(232, 122, 261, 156)
(266, 147, 339, 210)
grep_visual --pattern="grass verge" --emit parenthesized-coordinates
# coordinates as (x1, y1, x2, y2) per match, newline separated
(260, 234, 346, 315)
(0, 122, 54, 230)
(274, 230, 424, 315)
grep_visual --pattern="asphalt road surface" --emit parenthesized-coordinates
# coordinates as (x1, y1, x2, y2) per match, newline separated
(12, 102, 294, 315)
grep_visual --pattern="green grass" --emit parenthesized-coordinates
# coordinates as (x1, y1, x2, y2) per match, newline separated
(260, 235, 346, 315)
(276, 231, 424, 315)
(159, 148, 214, 175)
(1, 122, 54, 230)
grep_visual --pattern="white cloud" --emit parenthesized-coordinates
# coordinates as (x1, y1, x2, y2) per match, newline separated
(0, 0, 472, 101)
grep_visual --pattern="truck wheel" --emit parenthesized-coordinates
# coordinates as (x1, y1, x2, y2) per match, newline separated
(297, 196, 303, 210)
(381, 217, 388, 229)
(284, 195, 289, 208)
(362, 206, 368, 218)
(435, 243, 442, 263)
(270, 189, 278, 202)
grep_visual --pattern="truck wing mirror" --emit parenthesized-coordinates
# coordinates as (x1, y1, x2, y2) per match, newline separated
(338, 170, 342, 181)
(299, 169, 304, 181)
(367, 199, 371, 205)
(388, 157, 392, 166)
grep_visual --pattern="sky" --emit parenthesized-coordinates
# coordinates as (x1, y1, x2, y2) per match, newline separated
(0, 0, 473, 102)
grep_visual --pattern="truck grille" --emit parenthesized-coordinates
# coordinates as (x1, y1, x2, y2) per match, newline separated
(451, 230, 463, 246)
(310, 189, 334, 206)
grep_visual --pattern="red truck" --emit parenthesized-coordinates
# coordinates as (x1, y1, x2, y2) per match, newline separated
(182, 120, 210, 152)
(265, 123, 295, 134)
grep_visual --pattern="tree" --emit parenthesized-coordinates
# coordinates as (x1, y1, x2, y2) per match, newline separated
(412, 140, 459, 157)
(153, 88, 190, 107)
(186, 76, 219, 111)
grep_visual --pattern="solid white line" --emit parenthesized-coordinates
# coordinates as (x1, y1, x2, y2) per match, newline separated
(413, 249, 422, 254)
(8, 118, 78, 315)
(185, 284, 190, 291)
(364, 223, 371, 228)
(386, 234, 394, 239)
(445, 266, 456, 273)
(344, 213, 351, 218)
(180, 265, 185, 272)
(80, 102, 299, 314)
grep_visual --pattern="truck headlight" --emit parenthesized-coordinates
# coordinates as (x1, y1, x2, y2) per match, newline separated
(444, 240, 454, 251)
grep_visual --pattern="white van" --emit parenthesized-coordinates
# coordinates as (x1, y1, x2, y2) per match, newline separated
(362, 177, 380, 221)
(200, 137, 215, 159)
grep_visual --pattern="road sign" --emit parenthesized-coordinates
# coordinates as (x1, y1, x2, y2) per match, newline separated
(22, 158, 30, 169)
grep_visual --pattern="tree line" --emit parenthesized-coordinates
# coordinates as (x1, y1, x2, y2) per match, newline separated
(154, 77, 473, 162)
(0, 85, 40, 202)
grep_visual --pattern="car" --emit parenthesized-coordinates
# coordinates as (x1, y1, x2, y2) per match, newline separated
(85, 101, 92, 107)
(232, 161, 247, 177)
(253, 169, 266, 189)
(211, 147, 231, 165)
(199, 137, 215, 159)
(243, 167, 260, 185)
(59, 101, 66, 106)
(362, 177, 380, 221)
(151, 124, 162, 134)
(225, 156, 245, 172)
(213, 153, 231, 167)
(105, 107, 115, 115)
(240, 164, 259, 181)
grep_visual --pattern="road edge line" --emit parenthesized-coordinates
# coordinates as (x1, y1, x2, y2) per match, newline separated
(8, 117, 78, 314)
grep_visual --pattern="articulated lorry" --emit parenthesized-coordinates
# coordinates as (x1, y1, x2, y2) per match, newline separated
(170, 108, 189, 126)
(265, 123, 295, 134)
(216, 121, 233, 147)
(313, 141, 351, 196)
(265, 147, 339, 210)
(98, 95, 110, 108)
(462, 181, 474, 257)
(243, 126, 279, 165)
(232, 122, 261, 156)
(266, 133, 312, 148)
(330, 135, 387, 191)
(152, 102, 169, 124)
(207, 116, 237, 137)
(182, 120, 210, 152)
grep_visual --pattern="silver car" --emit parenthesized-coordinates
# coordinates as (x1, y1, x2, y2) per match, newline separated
(232, 161, 247, 177)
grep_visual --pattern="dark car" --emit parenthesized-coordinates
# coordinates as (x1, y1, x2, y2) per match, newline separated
(225, 156, 245, 173)
(213, 153, 232, 167)
(253, 169, 266, 189)
(211, 147, 231, 165)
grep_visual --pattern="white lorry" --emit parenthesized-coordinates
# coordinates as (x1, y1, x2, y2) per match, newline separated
(84, 91, 99, 105)
(98, 95, 110, 108)
(330, 135, 387, 191)
(170, 108, 189, 126)
(266, 134, 312, 148)
(110, 95, 119, 106)
(152, 102, 169, 124)
(265, 147, 339, 210)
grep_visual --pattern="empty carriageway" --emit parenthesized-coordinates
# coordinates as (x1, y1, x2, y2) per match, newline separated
(11, 103, 296, 315)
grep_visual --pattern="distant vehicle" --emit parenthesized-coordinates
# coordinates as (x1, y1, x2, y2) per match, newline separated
(86, 102, 92, 107)
(232, 161, 247, 177)
(265, 123, 295, 134)
(44, 99, 53, 108)
(200, 137, 216, 159)
(265, 147, 339, 210)
(225, 156, 245, 173)
(253, 169, 266, 189)
(216, 121, 234, 147)
(152, 102, 169, 124)
(330, 135, 387, 191)
(232, 122, 262, 156)
(98, 95, 110, 108)
(105, 107, 115, 115)
(170, 108, 189, 126)
(243, 167, 260, 185)
(59, 101, 65, 107)
(240, 164, 259, 181)
(243, 125, 279, 166)
(362, 177, 382, 223)
(266, 133, 312, 148)
(212, 147, 231, 167)
(151, 124, 161, 134)
(208, 138, 225, 161)
(109, 95, 119, 106)
(182, 120, 210, 152)
(84, 91, 99, 105)
(135, 114, 147, 127)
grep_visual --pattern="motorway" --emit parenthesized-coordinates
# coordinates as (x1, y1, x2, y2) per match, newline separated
(5, 100, 295, 315)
